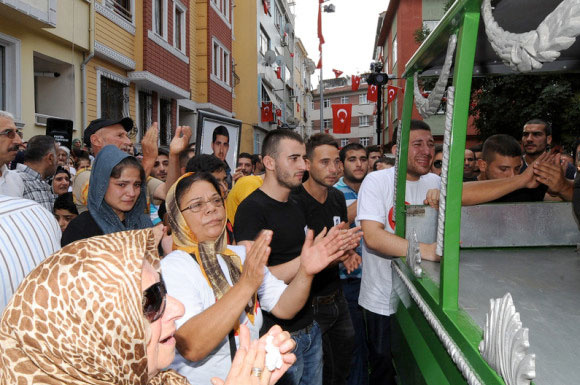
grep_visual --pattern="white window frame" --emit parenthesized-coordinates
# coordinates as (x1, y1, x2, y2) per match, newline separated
(359, 115, 369, 127)
(259, 27, 270, 56)
(323, 119, 331, 129)
(360, 137, 370, 147)
(96, 0, 136, 35)
(340, 96, 349, 104)
(210, 0, 231, 27)
(310, 101, 315, 110)
(106, 0, 135, 23)
(359, 94, 368, 104)
(152, 0, 168, 40)
(323, 98, 330, 108)
(173, 0, 187, 53)
(96, 68, 130, 119)
(211, 38, 232, 91)
(0, 32, 21, 123)
(340, 138, 349, 147)
(392, 34, 398, 67)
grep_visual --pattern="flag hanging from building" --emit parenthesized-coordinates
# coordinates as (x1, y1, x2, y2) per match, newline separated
(276, 66, 282, 79)
(331, 104, 352, 134)
(332, 69, 343, 78)
(276, 108, 282, 117)
(261, 102, 273, 122)
(367, 84, 378, 102)
(387, 85, 402, 104)
(263, 0, 269, 14)
(317, 0, 325, 69)
(351, 75, 361, 91)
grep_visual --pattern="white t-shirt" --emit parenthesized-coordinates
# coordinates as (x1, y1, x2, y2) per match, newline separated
(161, 245, 287, 385)
(356, 168, 440, 316)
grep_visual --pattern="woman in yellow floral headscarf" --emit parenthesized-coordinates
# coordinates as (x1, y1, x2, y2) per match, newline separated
(161, 172, 345, 385)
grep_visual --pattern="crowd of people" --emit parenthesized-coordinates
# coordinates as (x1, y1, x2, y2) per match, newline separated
(0, 107, 577, 384)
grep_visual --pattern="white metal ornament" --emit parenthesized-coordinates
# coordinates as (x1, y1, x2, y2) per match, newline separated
(479, 293, 536, 385)
(414, 34, 457, 119)
(406, 229, 422, 277)
(482, 0, 580, 72)
(435, 86, 455, 256)
(392, 121, 403, 220)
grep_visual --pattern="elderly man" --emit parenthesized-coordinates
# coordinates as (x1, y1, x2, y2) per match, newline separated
(0, 111, 24, 196)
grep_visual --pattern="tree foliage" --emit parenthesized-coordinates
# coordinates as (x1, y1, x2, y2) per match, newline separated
(469, 74, 580, 151)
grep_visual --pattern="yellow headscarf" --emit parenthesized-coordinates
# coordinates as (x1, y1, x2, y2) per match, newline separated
(166, 173, 256, 326)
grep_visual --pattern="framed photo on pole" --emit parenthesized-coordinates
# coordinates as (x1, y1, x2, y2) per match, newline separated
(195, 110, 242, 170)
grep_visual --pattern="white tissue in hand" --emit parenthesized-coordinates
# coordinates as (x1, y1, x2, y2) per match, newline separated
(265, 335, 283, 371)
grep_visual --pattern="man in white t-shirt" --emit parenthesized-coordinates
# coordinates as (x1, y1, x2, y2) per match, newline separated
(356, 120, 440, 384)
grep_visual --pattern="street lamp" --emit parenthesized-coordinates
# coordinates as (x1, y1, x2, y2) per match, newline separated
(319, 2, 334, 133)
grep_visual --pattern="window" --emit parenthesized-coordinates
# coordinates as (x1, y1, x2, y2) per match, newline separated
(106, 0, 132, 22)
(311, 101, 315, 110)
(360, 137, 370, 147)
(260, 27, 270, 56)
(392, 35, 398, 67)
(173, 2, 186, 52)
(341, 96, 349, 104)
(211, 39, 231, 88)
(159, 99, 171, 146)
(0, 46, 4, 110)
(137, 91, 152, 141)
(323, 99, 330, 108)
(211, 0, 230, 23)
(359, 94, 367, 104)
(359, 116, 369, 127)
(100, 76, 129, 120)
(153, 0, 167, 38)
(341, 138, 349, 147)
(323, 119, 331, 129)
(274, 5, 283, 33)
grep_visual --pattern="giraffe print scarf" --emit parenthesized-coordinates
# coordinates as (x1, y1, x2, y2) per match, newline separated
(166, 173, 256, 326)
(0, 229, 189, 385)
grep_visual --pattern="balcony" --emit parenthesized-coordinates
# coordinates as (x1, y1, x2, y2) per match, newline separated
(0, 0, 57, 28)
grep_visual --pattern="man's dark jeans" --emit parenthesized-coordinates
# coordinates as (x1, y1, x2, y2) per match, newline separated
(313, 291, 355, 385)
(342, 278, 368, 385)
(362, 308, 396, 385)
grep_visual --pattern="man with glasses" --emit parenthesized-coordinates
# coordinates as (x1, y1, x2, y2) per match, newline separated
(0, 110, 24, 196)
(431, 144, 443, 176)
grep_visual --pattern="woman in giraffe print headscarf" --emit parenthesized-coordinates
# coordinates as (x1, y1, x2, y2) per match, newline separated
(0, 228, 287, 384)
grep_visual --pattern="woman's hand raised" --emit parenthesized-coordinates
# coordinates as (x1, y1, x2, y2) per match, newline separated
(240, 230, 273, 291)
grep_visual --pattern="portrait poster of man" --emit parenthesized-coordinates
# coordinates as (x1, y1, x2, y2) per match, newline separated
(195, 110, 242, 172)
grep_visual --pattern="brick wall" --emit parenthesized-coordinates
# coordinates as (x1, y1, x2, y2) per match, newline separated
(207, 4, 232, 112)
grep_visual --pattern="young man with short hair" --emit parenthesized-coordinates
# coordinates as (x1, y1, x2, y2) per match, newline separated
(151, 147, 170, 182)
(232, 152, 253, 182)
(211, 125, 232, 188)
(357, 120, 440, 385)
(366, 145, 382, 170)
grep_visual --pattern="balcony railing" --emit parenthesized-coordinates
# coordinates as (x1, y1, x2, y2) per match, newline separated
(104, 0, 132, 22)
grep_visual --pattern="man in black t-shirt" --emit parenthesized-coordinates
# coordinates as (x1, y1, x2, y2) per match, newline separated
(235, 129, 347, 385)
(291, 133, 358, 385)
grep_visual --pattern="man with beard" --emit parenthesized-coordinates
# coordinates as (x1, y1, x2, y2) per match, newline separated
(235, 130, 359, 385)
(0, 111, 24, 196)
(291, 133, 360, 385)
(334, 142, 369, 385)
(357, 120, 440, 385)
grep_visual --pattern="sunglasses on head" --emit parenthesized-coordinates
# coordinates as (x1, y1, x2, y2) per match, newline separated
(433, 160, 443, 169)
(142, 277, 167, 322)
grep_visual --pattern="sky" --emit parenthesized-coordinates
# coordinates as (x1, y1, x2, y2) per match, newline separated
(292, 0, 389, 87)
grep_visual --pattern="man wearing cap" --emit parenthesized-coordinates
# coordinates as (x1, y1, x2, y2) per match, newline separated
(72, 117, 191, 212)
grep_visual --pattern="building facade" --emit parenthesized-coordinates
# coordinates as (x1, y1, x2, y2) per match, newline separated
(310, 77, 376, 147)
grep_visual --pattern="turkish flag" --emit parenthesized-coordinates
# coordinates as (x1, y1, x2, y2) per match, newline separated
(386, 85, 401, 104)
(263, 0, 269, 14)
(332, 104, 352, 134)
(351, 75, 361, 91)
(332, 69, 343, 78)
(367, 84, 378, 102)
(276, 66, 281, 79)
(317, 0, 324, 69)
(276, 108, 282, 117)
(297, 103, 300, 112)
(261, 102, 273, 122)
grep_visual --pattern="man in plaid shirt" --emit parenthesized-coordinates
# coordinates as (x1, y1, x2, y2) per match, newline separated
(13, 135, 58, 211)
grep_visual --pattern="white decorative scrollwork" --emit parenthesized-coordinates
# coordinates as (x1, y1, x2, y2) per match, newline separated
(413, 34, 457, 118)
(478, 293, 536, 385)
(406, 229, 422, 277)
(435, 86, 455, 256)
(392, 263, 483, 385)
(482, 0, 580, 72)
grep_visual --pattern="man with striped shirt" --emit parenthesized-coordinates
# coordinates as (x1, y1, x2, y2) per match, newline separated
(334, 143, 369, 385)
(0, 195, 61, 312)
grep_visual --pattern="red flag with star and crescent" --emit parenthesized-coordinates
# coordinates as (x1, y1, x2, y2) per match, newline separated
(331, 104, 352, 134)
(387, 85, 401, 104)
(367, 84, 378, 102)
(351, 75, 361, 91)
(317, 0, 325, 69)
(332, 69, 343, 78)
(261, 102, 273, 122)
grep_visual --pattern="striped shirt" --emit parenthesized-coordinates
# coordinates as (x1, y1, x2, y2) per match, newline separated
(334, 177, 362, 279)
(0, 195, 61, 312)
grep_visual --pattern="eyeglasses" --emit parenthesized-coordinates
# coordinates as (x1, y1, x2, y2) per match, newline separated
(0, 128, 22, 139)
(180, 196, 224, 213)
(433, 160, 443, 169)
(142, 277, 167, 322)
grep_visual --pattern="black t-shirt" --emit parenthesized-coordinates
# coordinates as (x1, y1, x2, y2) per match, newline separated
(61, 210, 104, 247)
(234, 188, 310, 332)
(291, 185, 348, 297)
(492, 185, 548, 203)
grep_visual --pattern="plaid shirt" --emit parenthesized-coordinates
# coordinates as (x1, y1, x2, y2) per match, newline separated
(15, 164, 56, 212)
